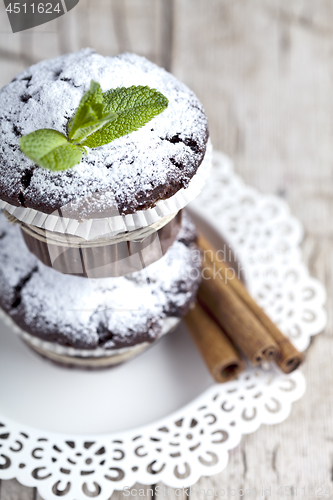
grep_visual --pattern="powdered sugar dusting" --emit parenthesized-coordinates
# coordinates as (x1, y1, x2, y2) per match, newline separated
(0, 49, 208, 217)
(0, 211, 201, 350)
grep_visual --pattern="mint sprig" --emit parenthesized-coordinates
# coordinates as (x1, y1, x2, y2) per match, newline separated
(20, 81, 169, 172)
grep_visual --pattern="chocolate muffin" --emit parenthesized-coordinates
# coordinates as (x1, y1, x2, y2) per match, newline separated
(0, 48, 209, 218)
(0, 49, 211, 278)
(0, 210, 202, 367)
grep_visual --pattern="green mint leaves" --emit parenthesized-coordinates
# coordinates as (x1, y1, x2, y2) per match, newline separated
(67, 81, 118, 144)
(82, 85, 169, 148)
(19, 129, 83, 172)
(20, 81, 169, 172)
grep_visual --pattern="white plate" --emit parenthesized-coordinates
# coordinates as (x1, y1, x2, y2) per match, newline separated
(0, 151, 326, 500)
(0, 317, 212, 435)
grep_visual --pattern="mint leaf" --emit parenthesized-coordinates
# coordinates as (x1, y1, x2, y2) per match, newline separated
(67, 80, 102, 139)
(68, 80, 118, 144)
(20, 129, 82, 171)
(81, 85, 169, 148)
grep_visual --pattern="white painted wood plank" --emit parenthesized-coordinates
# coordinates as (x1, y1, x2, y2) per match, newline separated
(0, 479, 34, 500)
(111, 483, 153, 500)
(172, 1, 333, 496)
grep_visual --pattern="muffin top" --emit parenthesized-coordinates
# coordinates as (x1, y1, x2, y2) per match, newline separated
(0, 49, 208, 218)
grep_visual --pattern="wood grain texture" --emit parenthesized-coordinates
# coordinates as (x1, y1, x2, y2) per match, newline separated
(0, 0, 332, 498)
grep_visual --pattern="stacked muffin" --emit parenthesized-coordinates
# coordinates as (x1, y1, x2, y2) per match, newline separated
(0, 49, 211, 367)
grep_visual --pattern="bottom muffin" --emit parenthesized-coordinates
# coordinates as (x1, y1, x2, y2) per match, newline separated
(0, 211, 202, 368)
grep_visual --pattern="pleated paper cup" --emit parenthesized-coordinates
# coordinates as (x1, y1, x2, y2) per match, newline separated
(1, 141, 211, 278)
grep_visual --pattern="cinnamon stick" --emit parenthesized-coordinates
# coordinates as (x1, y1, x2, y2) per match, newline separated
(198, 235, 304, 373)
(198, 259, 278, 366)
(185, 303, 245, 382)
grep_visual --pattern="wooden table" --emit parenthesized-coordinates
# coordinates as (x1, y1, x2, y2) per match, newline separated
(0, 1, 332, 498)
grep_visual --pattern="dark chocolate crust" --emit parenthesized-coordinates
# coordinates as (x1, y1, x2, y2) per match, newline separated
(0, 210, 202, 350)
(0, 49, 209, 218)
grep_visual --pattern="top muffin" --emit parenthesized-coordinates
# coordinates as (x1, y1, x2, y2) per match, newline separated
(0, 49, 209, 219)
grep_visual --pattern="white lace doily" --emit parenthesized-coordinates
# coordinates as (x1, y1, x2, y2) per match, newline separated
(0, 151, 326, 500)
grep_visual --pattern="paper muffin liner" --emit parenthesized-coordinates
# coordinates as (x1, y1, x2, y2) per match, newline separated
(0, 305, 180, 366)
(20, 211, 183, 278)
(0, 139, 212, 240)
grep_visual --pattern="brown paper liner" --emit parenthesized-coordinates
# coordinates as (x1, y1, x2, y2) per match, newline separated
(198, 260, 278, 366)
(21, 212, 182, 278)
(185, 304, 244, 383)
(198, 235, 304, 373)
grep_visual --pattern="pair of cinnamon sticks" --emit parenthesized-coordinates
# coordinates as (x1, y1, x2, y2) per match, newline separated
(185, 235, 304, 383)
